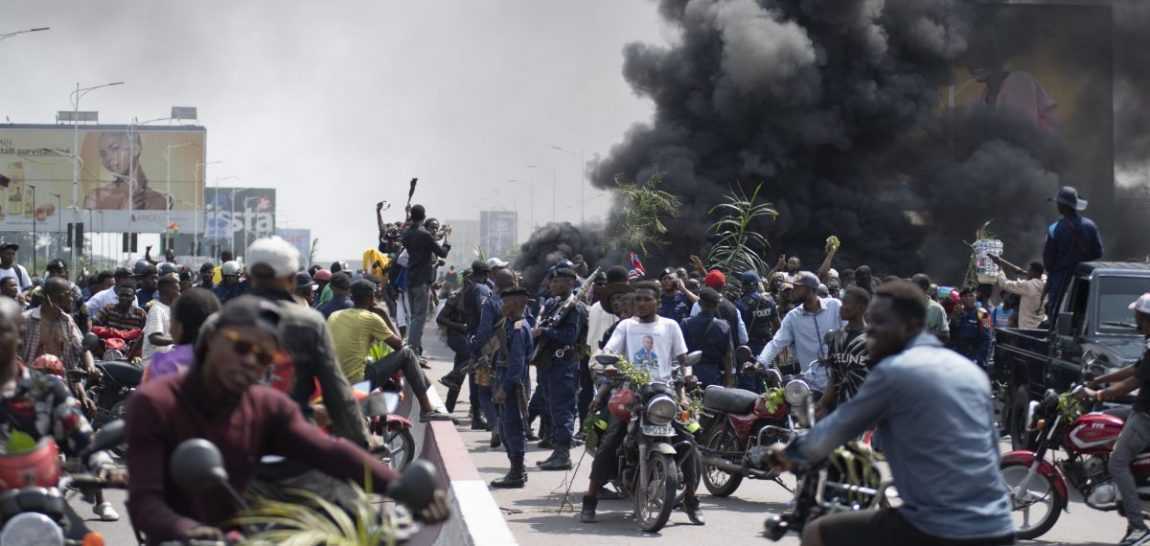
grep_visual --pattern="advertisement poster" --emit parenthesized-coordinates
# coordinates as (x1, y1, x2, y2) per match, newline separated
(276, 228, 312, 268)
(203, 187, 276, 258)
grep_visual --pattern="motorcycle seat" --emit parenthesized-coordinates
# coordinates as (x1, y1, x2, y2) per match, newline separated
(97, 360, 143, 387)
(703, 386, 759, 415)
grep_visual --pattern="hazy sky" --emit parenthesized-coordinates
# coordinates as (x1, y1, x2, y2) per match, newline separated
(0, 1, 665, 261)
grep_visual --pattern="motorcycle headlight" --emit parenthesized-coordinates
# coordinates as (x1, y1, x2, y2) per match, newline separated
(0, 512, 64, 546)
(784, 379, 811, 407)
(645, 395, 678, 426)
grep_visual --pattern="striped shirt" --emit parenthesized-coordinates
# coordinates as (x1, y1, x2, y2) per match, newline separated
(95, 304, 148, 331)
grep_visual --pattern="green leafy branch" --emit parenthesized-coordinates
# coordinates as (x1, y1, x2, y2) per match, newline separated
(706, 183, 777, 276)
(614, 174, 682, 255)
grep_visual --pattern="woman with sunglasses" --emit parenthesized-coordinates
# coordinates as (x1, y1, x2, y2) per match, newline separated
(125, 296, 449, 545)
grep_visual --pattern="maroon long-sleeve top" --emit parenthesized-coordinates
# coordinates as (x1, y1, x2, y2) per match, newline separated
(125, 372, 397, 544)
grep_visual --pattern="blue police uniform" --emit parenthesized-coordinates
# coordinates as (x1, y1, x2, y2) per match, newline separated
(737, 290, 780, 392)
(950, 308, 991, 368)
(681, 312, 732, 389)
(537, 295, 586, 449)
(659, 291, 691, 323)
(496, 316, 533, 460)
(469, 287, 502, 430)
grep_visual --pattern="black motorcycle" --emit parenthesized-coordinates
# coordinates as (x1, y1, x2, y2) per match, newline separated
(590, 352, 702, 533)
(85, 360, 142, 428)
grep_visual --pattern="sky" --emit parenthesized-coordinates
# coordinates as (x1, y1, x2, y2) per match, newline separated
(0, 1, 666, 261)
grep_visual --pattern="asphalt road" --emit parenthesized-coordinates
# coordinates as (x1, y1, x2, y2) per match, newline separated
(421, 336, 1122, 546)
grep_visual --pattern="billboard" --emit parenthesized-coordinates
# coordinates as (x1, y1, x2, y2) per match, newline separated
(480, 210, 518, 260)
(203, 187, 276, 258)
(0, 124, 206, 233)
(276, 228, 312, 268)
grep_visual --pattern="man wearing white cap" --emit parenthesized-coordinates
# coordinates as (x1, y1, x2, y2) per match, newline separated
(486, 257, 510, 272)
(244, 236, 370, 447)
(1080, 293, 1150, 545)
(1043, 186, 1102, 317)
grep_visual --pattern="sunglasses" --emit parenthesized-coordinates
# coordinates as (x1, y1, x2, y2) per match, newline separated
(219, 329, 277, 367)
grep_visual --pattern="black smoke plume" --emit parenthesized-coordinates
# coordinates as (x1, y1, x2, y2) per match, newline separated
(586, 0, 1147, 279)
(513, 222, 605, 292)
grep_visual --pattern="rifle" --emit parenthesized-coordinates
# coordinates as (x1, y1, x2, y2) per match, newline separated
(439, 318, 507, 391)
(529, 268, 599, 366)
(404, 177, 418, 220)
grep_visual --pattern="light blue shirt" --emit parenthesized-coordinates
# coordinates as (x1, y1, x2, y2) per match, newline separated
(757, 298, 843, 389)
(787, 334, 1013, 540)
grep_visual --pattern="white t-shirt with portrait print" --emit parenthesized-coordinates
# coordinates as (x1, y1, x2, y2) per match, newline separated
(604, 316, 687, 383)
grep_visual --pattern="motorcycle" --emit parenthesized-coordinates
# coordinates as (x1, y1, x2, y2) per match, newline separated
(763, 378, 891, 541)
(0, 420, 127, 546)
(1001, 384, 1141, 540)
(84, 360, 142, 429)
(357, 380, 416, 472)
(589, 351, 703, 533)
(697, 365, 794, 497)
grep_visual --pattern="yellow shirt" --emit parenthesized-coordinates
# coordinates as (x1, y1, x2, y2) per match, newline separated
(327, 308, 395, 383)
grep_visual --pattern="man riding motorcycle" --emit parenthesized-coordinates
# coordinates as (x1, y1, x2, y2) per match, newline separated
(1078, 292, 1150, 546)
(768, 281, 1014, 546)
(125, 296, 449, 544)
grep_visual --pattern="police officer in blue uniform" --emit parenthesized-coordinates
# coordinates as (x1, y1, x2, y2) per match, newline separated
(490, 286, 534, 488)
(470, 268, 519, 448)
(463, 261, 493, 430)
(533, 268, 587, 471)
(736, 270, 780, 392)
(681, 288, 733, 388)
(949, 287, 992, 368)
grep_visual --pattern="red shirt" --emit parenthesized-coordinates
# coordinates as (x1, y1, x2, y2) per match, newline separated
(126, 372, 397, 543)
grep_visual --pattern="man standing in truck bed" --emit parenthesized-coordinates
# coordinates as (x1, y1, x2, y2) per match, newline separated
(1043, 186, 1102, 317)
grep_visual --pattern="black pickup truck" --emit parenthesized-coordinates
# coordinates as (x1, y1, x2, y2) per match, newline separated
(996, 261, 1150, 449)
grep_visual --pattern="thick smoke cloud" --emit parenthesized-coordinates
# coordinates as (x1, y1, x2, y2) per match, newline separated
(588, 0, 1147, 279)
(513, 222, 605, 292)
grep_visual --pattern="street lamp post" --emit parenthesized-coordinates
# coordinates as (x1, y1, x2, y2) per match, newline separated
(69, 81, 124, 209)
(27, 185, 37, 274)
(0, 27, 49, 42)
(194, 161, 223, 258)
(51, 194, 62, 260)
(211, 176, 239, 260)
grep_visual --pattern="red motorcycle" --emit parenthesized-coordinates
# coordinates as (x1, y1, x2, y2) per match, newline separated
(697, 367, 795, 496)
(1001, 385, 1144, 539)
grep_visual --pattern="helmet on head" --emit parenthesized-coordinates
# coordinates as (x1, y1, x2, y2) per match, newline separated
(158, 262, 179, 277)
(221, 261, 242, 276)
(133, 259, 157, 277)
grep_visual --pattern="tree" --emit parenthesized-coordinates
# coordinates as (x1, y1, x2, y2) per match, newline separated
(706, 183, 777, 275)
(614, 174, 681, 255)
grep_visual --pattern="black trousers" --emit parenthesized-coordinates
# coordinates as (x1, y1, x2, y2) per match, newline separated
(817, 508, 1014, 546)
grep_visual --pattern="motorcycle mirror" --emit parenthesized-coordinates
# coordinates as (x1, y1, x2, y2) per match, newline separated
(594, 354, 621, 367)
(387, 459, 439, 510)
(170, 439, 230, 493)
(684, 351, 703, 367)
(84, 420, 126, 461)
(363, 391, 389, 418)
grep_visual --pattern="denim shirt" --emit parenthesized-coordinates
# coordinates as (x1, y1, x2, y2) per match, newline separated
(786, 333, 1013, 540)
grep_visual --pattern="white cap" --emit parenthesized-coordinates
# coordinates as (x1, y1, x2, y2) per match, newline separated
(246, 236, 301, 278)
(826, 268, 839, 279)
(1130, 293, 1150, 315)
(487, 257, 509, 269)
(221, 261, 241, 276)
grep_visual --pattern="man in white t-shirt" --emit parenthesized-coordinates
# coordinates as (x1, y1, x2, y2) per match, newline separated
(0, 243, 32, 293)
(142, 275, 181, 360)
(589, 281, 703, 526)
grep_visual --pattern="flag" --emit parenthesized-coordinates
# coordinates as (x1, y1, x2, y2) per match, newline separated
(627, 252, 645, 280)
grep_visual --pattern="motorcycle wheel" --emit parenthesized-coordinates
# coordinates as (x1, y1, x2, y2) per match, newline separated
(374, 426, 415, 472)
(702, 426, 744, 497)
(1000, 460, 1064, 540)
(636, 452, 680, 534)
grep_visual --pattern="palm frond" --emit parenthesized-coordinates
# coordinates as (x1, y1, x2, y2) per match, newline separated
(233, 484, 395, 546)
(705, 182, 778, 276)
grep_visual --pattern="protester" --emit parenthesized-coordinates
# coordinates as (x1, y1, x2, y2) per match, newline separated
(658, 268, 696, 322)
(401, 204, 451, 356)
(126, 296, 449, 544)
(489, 286, 533, 489)
(0, 277, 23, 308)
(681, 287, 733, 388)
(991, 257, 1047, 329)
(293, 271, 316, 306)
(768, 281, 1013, 545)
(213, 261, 246, 304)
(142, 274, 181, 360)
(94, 280, 149, 332)
(318, 272, 353, 319)
(1043, 186, 1103, 316)
(817, 287, 871, 416)
(0, 242, 32, 293)
(992, 294, 1019, 330)
(534, 268, 587, 471)
(143, 287, 221, 383)
(86, 267, 132, 317)
(134, 260, 160, 307)
(197, 262, 215, 290)
(242, 236, 370, 447)
(949, 287, 992, 369)
(757, 271, 843, 390)
(1079, 293, 1150, 545)
(581, 266, 626, 423)
(912, 274, 951, 343)
(690, 270, 748, 349)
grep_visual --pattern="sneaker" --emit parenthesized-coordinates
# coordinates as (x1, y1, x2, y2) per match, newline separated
(94, 501, 120, 522)
(420, 409, 455, 422)
(1121, 526, 1150, 546)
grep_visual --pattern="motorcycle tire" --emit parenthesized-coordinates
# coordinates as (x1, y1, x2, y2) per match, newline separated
(1000, 460, 1065, 540)
(636, 452, 680, 534)
(375, 426, 416, 472)
(702, 426, 744, 497)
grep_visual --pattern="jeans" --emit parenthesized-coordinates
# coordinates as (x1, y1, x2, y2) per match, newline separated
(406, 283, 431, 354)
(542, 359, 579, 448)
(1112, 410, 1150, 527)
(369, 347, 429, 399)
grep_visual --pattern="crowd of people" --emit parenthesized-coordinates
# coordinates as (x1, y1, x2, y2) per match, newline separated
(0, 183, 1130, 545)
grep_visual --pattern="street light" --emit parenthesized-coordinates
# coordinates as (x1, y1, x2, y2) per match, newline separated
(27, 185, 37, 274)
(163, 143, 193, 250)
(194, 161, 223, 257)
(69, 81, 124, 208)
(212, 176, 239, 259)
(0, 27, 49, 42)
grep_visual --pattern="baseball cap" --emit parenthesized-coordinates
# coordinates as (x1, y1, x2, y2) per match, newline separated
(486, 257, 509, 269)
(738, 270, 761, 285)
(314, 269, 332, 282)
(294, 272, 314, 290)
(0, 243, 17, 252)
(350, 279, 377, 300)
(795, 271, 820, 290)
(1130, 293, 1150, 315)
(471, 260, 491, 275)
(246, 236, 301, 278)
(704, 269, 726, 289)
(698, 287, 722, 306)
(221, 261, 242, 276)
